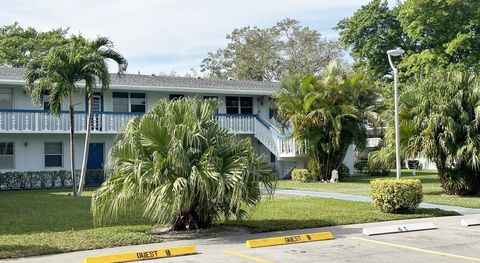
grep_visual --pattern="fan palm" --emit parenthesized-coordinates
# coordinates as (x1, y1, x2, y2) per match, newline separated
(92, 98, 275, 230)
(378, 69, 480, 195)
(275, 61, 377, 180)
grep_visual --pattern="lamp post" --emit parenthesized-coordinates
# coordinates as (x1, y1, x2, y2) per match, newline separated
(387, 47, 405, 180)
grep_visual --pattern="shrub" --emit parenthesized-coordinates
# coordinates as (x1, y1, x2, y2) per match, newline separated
(370, 179, 423, 213)
(0, 170, 104, 190)
(292, 168, 316, 182)
(337, 163, 350, 181)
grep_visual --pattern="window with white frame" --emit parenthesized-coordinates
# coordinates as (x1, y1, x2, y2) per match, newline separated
(44, 142, 63, 167)
(0, 142, 14, 169)
(226, 96, 253, 114)
(112, 92, 146, 113)
(0, 88, 13, 109)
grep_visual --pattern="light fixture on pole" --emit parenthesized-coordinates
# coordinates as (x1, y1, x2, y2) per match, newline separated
(387, 47, 404, 180)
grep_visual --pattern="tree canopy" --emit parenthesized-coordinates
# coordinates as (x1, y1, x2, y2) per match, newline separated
(336, 0, 480, 81)
(371, 69, 480, 195)
(275, 61, 377, 180)
(201, 18, 344, 81)
(0, 22, 68, 67)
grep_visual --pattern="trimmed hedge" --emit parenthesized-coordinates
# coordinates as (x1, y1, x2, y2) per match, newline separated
(0, 170, 105, 190)
(292, 168, 316, 182)
(370, 179, 423, 213)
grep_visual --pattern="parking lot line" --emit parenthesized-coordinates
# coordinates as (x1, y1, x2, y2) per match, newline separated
(450, 227, 480, 233)
(223, 249, 274, 263)
(347, 236, 480, 262)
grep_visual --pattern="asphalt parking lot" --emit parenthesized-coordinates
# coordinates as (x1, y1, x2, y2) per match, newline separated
(5, 215, 480, 263)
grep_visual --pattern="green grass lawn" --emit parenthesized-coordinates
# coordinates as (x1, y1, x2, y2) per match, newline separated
(0, 188, 158, 259)
(224, 195, 457, 233)
(0, 187, 458, 259)
(277, 170, 480, 208)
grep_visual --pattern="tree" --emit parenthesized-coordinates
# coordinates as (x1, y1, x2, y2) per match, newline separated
(373, 69, 480, 195)
(275, 61, 377, 180)
(77, 36, 127, 197)
(336, 0, 480, 81)
(335, 0, 407, 81)
(201, 18, 343, 81)
(0, 22, 68, 67)
(92, 98, 275, 230)
(24, 35, 126, 196)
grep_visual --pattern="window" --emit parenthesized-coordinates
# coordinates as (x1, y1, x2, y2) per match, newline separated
(113, 92, 145, 113)
(0, 89, 12, 109)
(43, 91, 60, 111)
(45, 142, 63, 167)
(0, 142, 14, 169)
(226, 96, 239, 114)
(169, 94, 184, 101)
(43, 94, 51, 110)
(130, 93, 146, 113)
(240, 97, 253, 114)
(226, 96, 253, 114)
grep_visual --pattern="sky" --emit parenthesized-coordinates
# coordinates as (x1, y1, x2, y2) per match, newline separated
(0, 0, 373, 75)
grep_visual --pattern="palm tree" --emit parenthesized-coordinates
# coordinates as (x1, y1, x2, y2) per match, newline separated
(24, 35, 127, 197)
(92, 98, 275, 230)
(77, 37, 127, 197)
(275, 61, 377, 180)
(25, 39, 82, 195)
(376, 69, 480, 195)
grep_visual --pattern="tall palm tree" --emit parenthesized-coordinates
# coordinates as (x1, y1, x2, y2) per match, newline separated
(25, 39, 83, 195)
(275, 61, 377, 180)
(24, 35, 127, 196)
(92, 98, 275, 230)
(77, 37, 127, 197)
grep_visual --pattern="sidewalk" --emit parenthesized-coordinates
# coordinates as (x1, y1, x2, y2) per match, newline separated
(275, 188, 480, 215)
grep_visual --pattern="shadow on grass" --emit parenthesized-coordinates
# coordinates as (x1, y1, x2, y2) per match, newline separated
(415, 208, 459, 216)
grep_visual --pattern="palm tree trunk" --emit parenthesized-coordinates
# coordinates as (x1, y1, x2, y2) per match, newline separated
(78, 94, 93, 196)
(69, 94, 77, 196)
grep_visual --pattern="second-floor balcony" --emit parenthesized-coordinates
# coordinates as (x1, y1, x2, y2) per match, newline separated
(0, 109, 141, 133)
(0, 110, 306, 158)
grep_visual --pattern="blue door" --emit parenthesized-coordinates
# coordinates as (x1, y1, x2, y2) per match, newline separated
(87, 143, 104, 169)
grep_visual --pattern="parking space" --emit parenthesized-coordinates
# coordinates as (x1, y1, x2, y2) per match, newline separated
(5, 215, 480, 263)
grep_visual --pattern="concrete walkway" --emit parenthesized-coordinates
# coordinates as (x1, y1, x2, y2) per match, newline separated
(275, 188, 480, 215)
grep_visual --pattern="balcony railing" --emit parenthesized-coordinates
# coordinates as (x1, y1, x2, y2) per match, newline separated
(0, 109, 141, 133)
(214, 114, 306, 158)
(0, 110, 306, 158)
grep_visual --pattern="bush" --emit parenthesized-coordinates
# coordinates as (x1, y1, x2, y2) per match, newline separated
(0, 170, 104, 190)
(337, 163, 350, 181)
(292, 168, 316, 182)
(370, 179, 423, 213)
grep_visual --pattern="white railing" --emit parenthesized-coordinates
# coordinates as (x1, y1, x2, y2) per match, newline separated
(1, 110, 305, 157)
(214, 114, 254, 134)
(214, 114, 306, 158)
(0, 110, 140, 133)
(367, 137, 382, 148)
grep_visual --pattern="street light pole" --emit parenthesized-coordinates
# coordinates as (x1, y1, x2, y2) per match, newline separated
(387, 48, 404, 180)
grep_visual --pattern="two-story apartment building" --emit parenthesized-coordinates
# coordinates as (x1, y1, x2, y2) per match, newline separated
(0, 67, 355, 178)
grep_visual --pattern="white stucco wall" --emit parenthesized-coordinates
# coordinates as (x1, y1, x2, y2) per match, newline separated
(0, 133, 115, 172)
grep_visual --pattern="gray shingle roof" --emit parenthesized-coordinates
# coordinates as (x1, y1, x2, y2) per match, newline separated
(0, 67, 279, 94)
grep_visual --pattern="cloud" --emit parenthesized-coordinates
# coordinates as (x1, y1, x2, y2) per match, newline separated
(0, 0, 371, 74)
